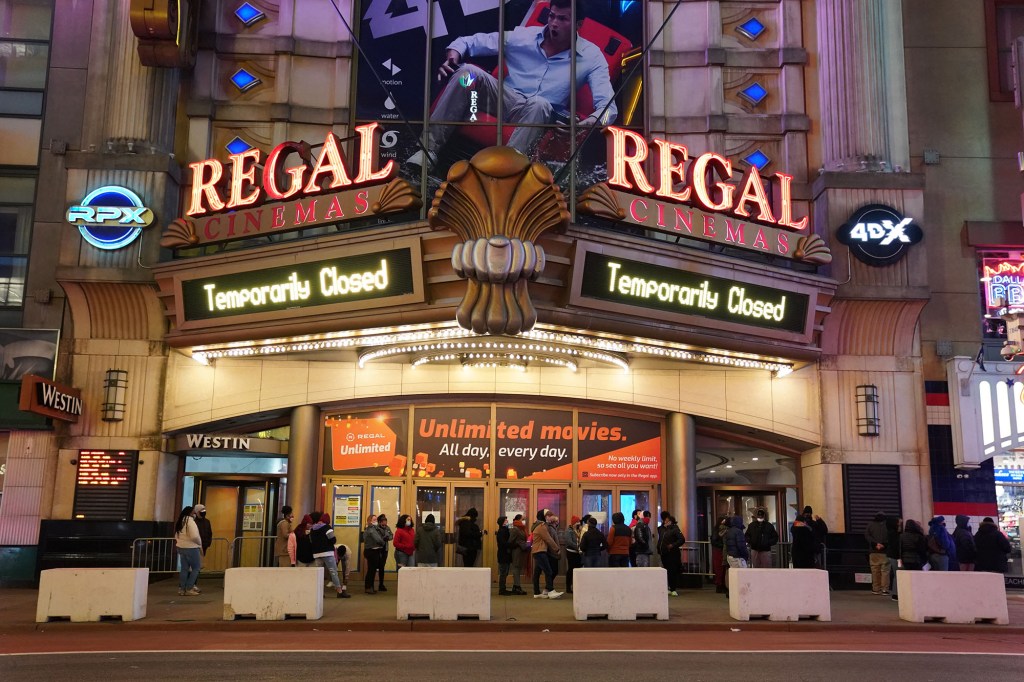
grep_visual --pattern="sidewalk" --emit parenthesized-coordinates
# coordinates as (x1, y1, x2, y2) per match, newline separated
(6, 578, 1024, 634)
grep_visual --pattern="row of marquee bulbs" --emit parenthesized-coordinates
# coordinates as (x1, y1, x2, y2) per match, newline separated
(188, 328, 793, 376)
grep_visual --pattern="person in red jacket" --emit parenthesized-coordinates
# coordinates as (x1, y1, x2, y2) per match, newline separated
(606, 512, 632, 567)
(393, 513, 416, 568)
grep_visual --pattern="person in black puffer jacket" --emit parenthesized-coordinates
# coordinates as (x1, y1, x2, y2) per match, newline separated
(953, 514, 977, 571)
(886, 516, 902, 600)
(899, 519, 928, 571)
(974, 517, 1012, 573)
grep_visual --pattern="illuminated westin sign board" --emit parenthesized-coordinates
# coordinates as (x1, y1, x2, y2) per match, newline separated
(166, 123, 420, 248)
(579, 252, 809, 334)
(181, 248, 415, 321)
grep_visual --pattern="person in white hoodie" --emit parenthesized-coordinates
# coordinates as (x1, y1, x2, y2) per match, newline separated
(174, 506, 203, 596)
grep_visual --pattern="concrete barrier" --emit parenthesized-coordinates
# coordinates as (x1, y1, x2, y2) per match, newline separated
(728, 568, 831, 621)
(572, 567, 669, 620)
(223, 567, 324, 620)
(896, 570, 1009, 624)
(36, 568, 149, 622)
(397, 567, 490, 620)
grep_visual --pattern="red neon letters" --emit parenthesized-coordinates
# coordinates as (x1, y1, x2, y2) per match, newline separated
(187, 123, 395, 217)
(605, 126, 808, 231)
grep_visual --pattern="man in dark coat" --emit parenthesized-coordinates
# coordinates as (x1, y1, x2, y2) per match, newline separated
(864, 511, 890, 595)
(974, 517, 1012, 573)
(193, 503, 213, 556)
(953, 514, 977, 571)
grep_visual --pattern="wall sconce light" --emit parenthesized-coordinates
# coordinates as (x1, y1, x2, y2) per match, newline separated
(102, 369, 128, 422)
(855, 384, 880, 436)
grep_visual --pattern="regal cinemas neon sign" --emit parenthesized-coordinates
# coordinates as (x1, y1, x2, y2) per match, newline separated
(578, 127, 830, 263)
(161, 123, 420, 248)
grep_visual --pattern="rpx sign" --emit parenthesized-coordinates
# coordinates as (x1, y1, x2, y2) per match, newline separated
(67, 186, 155, 250)
(837, 204, 922, 266)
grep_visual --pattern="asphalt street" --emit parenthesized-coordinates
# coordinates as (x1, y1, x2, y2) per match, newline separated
(1, 650, 1021, 681)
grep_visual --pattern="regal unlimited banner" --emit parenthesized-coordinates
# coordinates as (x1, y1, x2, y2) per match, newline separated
(324, 409, 410, 477)
(577, 412, 661, 482)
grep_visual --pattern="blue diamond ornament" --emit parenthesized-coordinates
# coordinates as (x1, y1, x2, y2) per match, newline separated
(226, 137, 253, 155)
(235, 3, 266, 26)
(743, 149, 771, 170)
(739, 82, 768, 106)
(737, 17, 766, 41)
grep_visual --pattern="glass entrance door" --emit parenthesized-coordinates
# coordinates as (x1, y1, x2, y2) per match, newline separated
(414, 481, 487, 567)
(714, 490, 780, 529)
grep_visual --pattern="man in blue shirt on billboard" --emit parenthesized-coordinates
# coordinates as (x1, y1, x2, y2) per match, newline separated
(410, 0, 617, 169)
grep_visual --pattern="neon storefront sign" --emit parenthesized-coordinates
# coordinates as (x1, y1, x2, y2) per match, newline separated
(66, 186, 154, 250)
(982, 259, 1024, 313)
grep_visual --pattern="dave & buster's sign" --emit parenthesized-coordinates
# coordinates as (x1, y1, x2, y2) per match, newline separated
(181, 246, 417, 321)
(161, 123, 421, 249)
(576, 250, 810, 335)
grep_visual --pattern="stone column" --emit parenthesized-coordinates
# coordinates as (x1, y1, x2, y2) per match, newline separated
(287, 405, 321, 520)
(816, 0, 909, 172)
(666, 412, 697, 543)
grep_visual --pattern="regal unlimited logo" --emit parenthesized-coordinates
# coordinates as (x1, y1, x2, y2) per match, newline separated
(459, 71, 476, 88)
(66, 186, 155, 250)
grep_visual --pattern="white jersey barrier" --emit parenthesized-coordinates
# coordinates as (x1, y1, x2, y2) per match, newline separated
(572, 567, 669, 620)
(223, 566, 324, 620)
(728, 568, 831, 621)
(36, 568, 149, 622)
(397, 567, 491, 620)
(896, 570, 1009, 624)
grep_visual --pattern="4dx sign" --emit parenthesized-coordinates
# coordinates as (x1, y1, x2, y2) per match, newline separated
(837, 204, 922, 266)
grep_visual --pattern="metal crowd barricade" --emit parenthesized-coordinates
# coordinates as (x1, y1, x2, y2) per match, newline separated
(676, 541, 796, 576)
(229, 535, 278, 568)
(131, 536, 230, 575)
(680, 540, 713, 576)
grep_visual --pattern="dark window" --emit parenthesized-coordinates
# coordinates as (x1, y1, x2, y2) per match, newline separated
(352, 0, 645, 218)
(842, 464, 902, 533)
(985, 0, 1024, 101)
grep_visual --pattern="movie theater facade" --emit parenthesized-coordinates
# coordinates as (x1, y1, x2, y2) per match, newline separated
(0, 1, 933, 575)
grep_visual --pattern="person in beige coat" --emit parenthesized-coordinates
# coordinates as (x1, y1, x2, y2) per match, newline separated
(530, 509, 563, 599)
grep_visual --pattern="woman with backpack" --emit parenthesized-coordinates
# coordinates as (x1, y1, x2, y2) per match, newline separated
(174, 506, 202, 597)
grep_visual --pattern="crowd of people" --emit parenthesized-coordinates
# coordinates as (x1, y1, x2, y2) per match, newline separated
(863, 512, 1012, 601)
(174, 501, 1014, 603)
(261, 505, 687, 599)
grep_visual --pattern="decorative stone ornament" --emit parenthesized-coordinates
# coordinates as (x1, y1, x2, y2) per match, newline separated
(428, 147, 569, 335)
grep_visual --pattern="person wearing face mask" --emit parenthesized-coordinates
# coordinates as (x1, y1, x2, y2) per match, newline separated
(174, 505, 203, 596)
(363, 513, 393, 593)
(193, 504, 213, 557)
(563, 515, 583, 593)
(496, 515, 512, 595)
(457, 507, 483, 568)
(310, 511, 348, 599)
(508, 513, 528, 595)
(530, 509, 563, 598)
(547, 512, 563, 589)
(275, 505, 295, 567)
(744, 508, 778, 569)
(393, 514, 416, 569)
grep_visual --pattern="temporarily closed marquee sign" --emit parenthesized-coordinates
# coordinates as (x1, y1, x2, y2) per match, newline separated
(577, 251, 809, 334)
(181, 247, 416, 321)
(837, 204, 922, 266)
